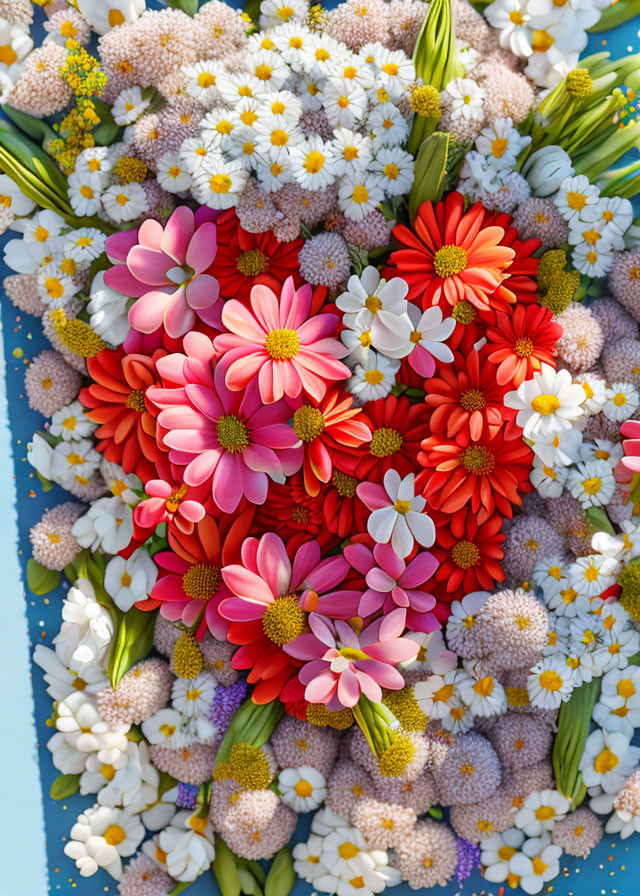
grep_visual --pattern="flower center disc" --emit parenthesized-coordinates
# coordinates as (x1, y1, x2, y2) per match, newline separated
(459, 389, 486, 412)
(126, 389, 146, 412)
(217, 413, 250, 453)
(265, 328, 300, 360)
(332, 469, 358, 497)
(433, 245, 468, 279)
(451, 540, 481, 569)
(236, 248, 269, 276)
(182, 563, 222, 600)
(370, 427, 403, 457)
(462, 445, 495, 475)
(262, 594, 306, 645)
(514, 336, 534, 358)
(293, 406, 325, 442)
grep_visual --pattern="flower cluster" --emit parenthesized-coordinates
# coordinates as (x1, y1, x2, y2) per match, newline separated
(2, 1, 640, 895)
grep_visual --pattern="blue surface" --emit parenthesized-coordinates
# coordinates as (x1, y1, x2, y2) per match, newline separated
(1, 4, 640, 896)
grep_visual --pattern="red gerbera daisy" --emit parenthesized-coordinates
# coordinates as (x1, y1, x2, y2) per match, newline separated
(214, 209, 304, 301)
(255, 475, 335, 553)
(485, 304, 562, 387)
(353, 395, 428, 482)
(484, 211, 540, 306)
(80, 348, 166, 482)
(293, 388, 372, 497)
(386, 192, 516, 313)
(427, 510, 505, 615)
(136, 509, 253, 640)
(321, 468, 369, 539)
(417, 429, 533, 524)
(423, 350, 509, 445)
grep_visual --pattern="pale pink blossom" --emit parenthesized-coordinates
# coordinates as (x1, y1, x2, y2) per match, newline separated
(134, 477, 207, 535)
(284, 608, 419, 709)
(344, 541, 439, 633)
(214, 277, 350, 404)
(104, 205, 221, 339)
(146, 333, 301, 513)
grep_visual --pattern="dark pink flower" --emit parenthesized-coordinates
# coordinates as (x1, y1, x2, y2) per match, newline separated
(284, 609, 419, 710)
(344, 542, 439, 633)
(134, 478, 207, 535)
(105, 206, 221, 339)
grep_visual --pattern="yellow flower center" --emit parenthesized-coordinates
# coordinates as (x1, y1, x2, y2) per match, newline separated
(433, 245, 468, 278)
(370, 428, 402, 457)
(531, 394, 560, 415)
(351, 185, 369, 203)
(594, 747, 619, 774)
(209, 174, 232, 194)
(295, 779, 313, 798)
(304, 151, 326, 173)
(293, 406, 325, 442)
(451, 540, 480, 569)
(104, 825, 126, 846)
(364, 369, 385, 385)
(217, 414, 250, 454)
(182, 563, 222, 601)
(539, 669, 563, 691)
(462, 445, 495, 475)
(393, 499, 411, 515)
(332, 470, 358, 497)
(265, 328, 300, 360)
(198, 72, 216, 88)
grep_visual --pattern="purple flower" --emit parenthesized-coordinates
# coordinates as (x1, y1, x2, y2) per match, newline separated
(210, 679, 248, 736)
(177, 782, 199, 809)
(455, 836, 480, 886)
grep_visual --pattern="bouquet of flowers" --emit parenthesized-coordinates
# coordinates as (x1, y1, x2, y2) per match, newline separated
(3, 0, 640, 893)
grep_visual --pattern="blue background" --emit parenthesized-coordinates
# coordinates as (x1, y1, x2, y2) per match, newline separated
(1, 3, 639, 895)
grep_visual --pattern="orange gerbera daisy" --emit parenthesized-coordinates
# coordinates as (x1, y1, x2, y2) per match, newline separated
(386, 192, 516, 312)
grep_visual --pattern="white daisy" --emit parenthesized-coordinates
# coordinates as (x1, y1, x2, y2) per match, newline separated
(172, 671, 217, 718)
(368, 102, 410, 151)
(75, 147, 113, 188)
(572, 241, 615, 277)
(64, 804, 144, 880)
(567, 459, 616, 508)
(331, 127, 373, 177)
(504, 363, 586, 440)
(457, 672, 507, 718)
(603, 382, 640, 423)
(293, 833, 330, 883)
(72, 496, 134, 555)
(200, 109, 238, 151)
(279, 766, 327, 813)
(179, 135, 219, 174)
(255, 146, 294, 191)
(182, 60, 223, 108)
(0, 172, 36, 217)
(530, 455, 567, 498)
(51, 439, 101, 491)
(361, 469, 435, 557)
(323, 76, 368, 129)
(527, 656, 575, 709)
(347, 350, 399, 404)
(481, 828, 526, 885)
(336, 267, 412, 356)
(476, 117, 531, 170)
(568, 554, 619, 598)
(371, 146, 414, 197)
(259, 0, 308, 29)
(104, 548, 158, 613)
(156, 152, 192, 194)
(509, 833, 563, 896)
(142, 708, 191, 749)
(249, 48, 291, 91)
(261, 89, 303, 126)
(112, 86, 151, 125)
(338, 171, 384, 221)
(514, 789, 570, 836)
(555, 174, 600, 223)
(191, 156, 249, 210)
(443, 77, 485, 123)
(579, 729, 640, 793)
(289, 135, 338, 191)
(101, 182, 148, 223)
(272, 23, 315, 71)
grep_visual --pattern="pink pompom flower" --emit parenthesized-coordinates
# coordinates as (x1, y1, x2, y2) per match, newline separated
(344, 541, 439, 633)
(104, 205, 221, 339)
(214, 276, 350, 404)
(146, 332, 302, 514)
(284, 608, 419, 709)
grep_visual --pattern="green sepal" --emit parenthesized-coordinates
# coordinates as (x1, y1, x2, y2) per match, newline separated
(26, 558, 60, 596)
(50, 773, 80, 800)
(264, 847, 295, 896)
(35, 470, 55, 493)
(408, 132, 450, 223)
(108, 607, 158, 688)
(212, 836, 242, 896)
(585, 506, 615, 535)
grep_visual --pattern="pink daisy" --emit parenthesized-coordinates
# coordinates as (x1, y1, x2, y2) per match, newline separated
(344, 542, 440, 633)
(146, 332, 301, 513)
(134, 478, 207, 535)
(104, 205, 221, 339)
(284, 608, 419, 710)
(214, 276, 350, 404)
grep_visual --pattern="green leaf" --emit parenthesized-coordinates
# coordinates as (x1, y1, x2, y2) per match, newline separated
(91, 99, 124, 147)
(553, 678, 601, 808)
(167, 0, 200, 14)
(585, 506, 615, 535)
(35, 470, 55, 492)
(264, 848, 295, 896)
(246, 861, 266, 886)
(237, 865, 263, 896)
(158, 770, 177, 797)
(169, 882, 193, 896)
(588, 0, 640, 32)
(212, 836, 242, 896)
(408, 132, 450, 222)
(107, 607, 158, 688)
(1, 105, 57, 148)
(26, 558, 60, 596)
(50, 774, 80, 800)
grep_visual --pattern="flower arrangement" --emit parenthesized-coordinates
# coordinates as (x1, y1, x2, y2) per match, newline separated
(2, 0, 640, 894)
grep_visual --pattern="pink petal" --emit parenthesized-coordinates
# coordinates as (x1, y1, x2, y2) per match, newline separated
(356, 482, 390, 511)
(186, 221, 217, 272)
(337, 667, 361, 707)
(127, 245, 174, 286)
(161, 206, 194, 263)
(221, 564, 274, 605)
(128, 290, 170, 334)
(105, 228, 140, 263)
(257, 532, 291, 598)
(186, 274, 219, 310)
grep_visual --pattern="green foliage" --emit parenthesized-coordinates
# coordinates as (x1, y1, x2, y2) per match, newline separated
(553, 679, 601, 807)
(108, 607, 158, 688)
(50, 774, 80, 800)
(264, 848, 295, 896)
(26, 558, 60, 596)
(408, 132, 450, 222)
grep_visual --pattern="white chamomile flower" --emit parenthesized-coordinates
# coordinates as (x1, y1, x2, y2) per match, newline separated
(444, 78, 485, 123)
(279, 766, 327, 812)
(80, 749, 130, 797)
(368, 102, 410, 151)
(49, 400, 96, 442)
(603, 382, 640, 423)
(594, 627, 640, 675)
(370, 47, 415, 99)
(336, 267, 411, 357)
(527, 656, 575, 709)
(179, 135, 219, 174)
(568, 459, 616, 508)
(100, 461, 142, 507)
(200, 109, 237, 150)
(293, 833, 329, 883)
(580, 196, 633, 250)
(64, 804, 144, 880)
(509, 833, 563, 895)
(64, 228, 107, 265)
(0, 173, 36, 217)
(104, 548, 157, 612)
(156, 151, 192, 194)
(580, 437, 623, 467)
(414, 673, 459, 719)
(347, 350, 399, 404)
(112, 86, 151, 125)
(579, 729, 640, 793)
(481, 828, 526, 885)
(36, 261, 77, 305)
(289, 135, 338, 191)
(272, 22, 314, 70)
(255, 146, 294, 190)
(304, 32, 347, 79)
(292, 70, 325, 112)
(530, 455, 567, 498)
(72, 496, 134, 555)
(405, 303, 456, 368)
(323, 76, 368, 129)
(338, 171, 384, 221)
(56, 691, 129, 763)
(504, 363, 586, 440)
(254, 113, 300, 159)
(249, 48, 291, 91)
(182, 60, 223, 108)
(75, 147, 113, 188)
(476, 117, 531, 170)
(484, 0, 532, 57)
(52, 439, 101, 491)
(68, 172, 103, 217)
(555, 174, 600, 223)
(259, 0, 308, 29)
(191, 156, 249, 210)
(54, 578, 113, 669)
(569, 554, 619, 598)
(457, 671, 507, 718)
(261, 90, 303, 126)
(514, 789, 570, 836)
(159, 811, 216, 883)
(33, 644, 108, 703)
(88, 272, 130, 347)
(445, 592, 490, 654)
(572, 240, 614, 277)
(371, 146, 414, 197)
(172, 671, 217, 718)
(327, 55, 375, 91)
(529, 426, 583, 468)
(332, 127, 373, 177)
(576, 373, 607, 414)
(216, 70, 263, 105)
(142, 709, 190, 749)
(102, 182, 148, 223)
